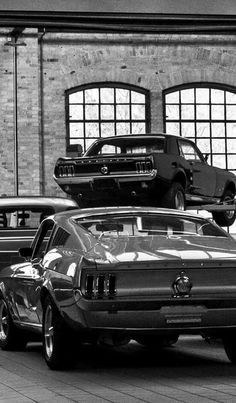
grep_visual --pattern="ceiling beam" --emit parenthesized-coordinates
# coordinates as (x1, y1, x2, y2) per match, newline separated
(0, 11, 236, 34)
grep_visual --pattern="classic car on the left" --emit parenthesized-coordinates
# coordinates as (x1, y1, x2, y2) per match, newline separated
(0, 196, 78, 269)
(1, 206, 236, 370)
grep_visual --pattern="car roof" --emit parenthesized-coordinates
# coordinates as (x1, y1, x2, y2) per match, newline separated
(89, 133, 179, 142)
(53, 205, 209, 222)
(0, 196, 78, 211)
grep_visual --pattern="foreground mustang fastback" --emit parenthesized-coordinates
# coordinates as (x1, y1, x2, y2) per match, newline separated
(54, 134, 236, 227)
(0, 196, 78, 270)
(1, 206, 236, 369)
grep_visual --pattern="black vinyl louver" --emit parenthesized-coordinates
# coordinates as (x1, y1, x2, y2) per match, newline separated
(52, 227, 70, 247)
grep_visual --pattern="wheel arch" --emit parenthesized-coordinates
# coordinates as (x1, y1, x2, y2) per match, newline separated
(172, 170, 187, 191)
(224, 181, 236, 196)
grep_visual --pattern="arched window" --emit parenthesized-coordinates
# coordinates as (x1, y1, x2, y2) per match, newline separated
(66, 83, 150, 152)
(164, 84, 236, 176)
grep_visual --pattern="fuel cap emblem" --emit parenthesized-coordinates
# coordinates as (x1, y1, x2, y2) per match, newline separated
(101, 165, 109, 175)
(172, 271, 192, 298)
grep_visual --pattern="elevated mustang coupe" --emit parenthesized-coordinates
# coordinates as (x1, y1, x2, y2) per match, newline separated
(1, 206, 236, 369)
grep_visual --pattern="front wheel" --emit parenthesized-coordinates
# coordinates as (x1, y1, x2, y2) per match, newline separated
(161, 182, 185, 210)
(0, 297, 28, 350)
(212, 190, 236, 227)
(42, 296, 76, 370)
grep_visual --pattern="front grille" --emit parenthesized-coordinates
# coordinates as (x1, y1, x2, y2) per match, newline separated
(135, 161, 152, 174)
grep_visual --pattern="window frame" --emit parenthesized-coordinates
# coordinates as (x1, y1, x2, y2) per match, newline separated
(65, 82, 150, 153)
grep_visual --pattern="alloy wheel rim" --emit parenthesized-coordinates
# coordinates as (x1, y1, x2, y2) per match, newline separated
(44, 304, 54, 359)
(0, 301, 9, 341)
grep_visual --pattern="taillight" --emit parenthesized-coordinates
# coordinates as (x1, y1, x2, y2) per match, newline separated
(84, 273, 116, 299)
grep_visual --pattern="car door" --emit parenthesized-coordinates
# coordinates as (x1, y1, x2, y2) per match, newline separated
(178, 138, 217, 197)
(12, 219, 55, 326)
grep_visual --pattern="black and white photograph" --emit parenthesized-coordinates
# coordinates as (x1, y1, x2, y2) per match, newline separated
(1, 0, 236, 401)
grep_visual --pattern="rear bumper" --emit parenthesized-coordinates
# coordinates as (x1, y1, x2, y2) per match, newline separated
(67, 298, 236, 335)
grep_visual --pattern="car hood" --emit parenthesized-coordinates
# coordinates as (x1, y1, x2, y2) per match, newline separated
(90, 235, 236, 263)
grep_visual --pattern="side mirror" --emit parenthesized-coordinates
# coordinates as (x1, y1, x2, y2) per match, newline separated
(19, 247, 33, 260)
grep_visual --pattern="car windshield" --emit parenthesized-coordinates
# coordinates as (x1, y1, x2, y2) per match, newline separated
(85, 137, 165, 156)
(76, 214, 227, 238)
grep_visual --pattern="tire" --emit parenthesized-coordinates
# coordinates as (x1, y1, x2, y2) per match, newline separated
(161, 182, 185, 210)
(0, 297, 28, 350)
(42, 295, 76, 370)
(212, 189, 236, 227)
(223, 333, 236, 363)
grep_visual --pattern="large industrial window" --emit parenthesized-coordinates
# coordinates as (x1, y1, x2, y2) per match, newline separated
(66, 83, 150, 152)
(164, 84, 236, 177)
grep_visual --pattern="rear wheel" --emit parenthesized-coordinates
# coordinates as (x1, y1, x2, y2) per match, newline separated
(0, 297, 28, 350)
(212, 189, 236, 227)
(42, 296, 76, 370)
(161, 182, 185, 210)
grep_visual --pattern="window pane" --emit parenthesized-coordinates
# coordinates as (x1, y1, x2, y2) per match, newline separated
(131, 105, 145, 120)
(116, 89, 129, 103)
(131, 91, 145, 103)
(85, 123, 99, 137)
(226, 105, 236, 120)
(85, 138, 96, 150)
(116, 104, 130, 120)
(181, 104, 194, 120)
(166, 122, 180, 135)
(211, 89, 225, 104)
(211, 123, 225, 137)
(116, 122, 131, 135)
(100, 88, 114, 103)
(196, 88, 209, 104)
(85, 105, 99, 120)
(196, 122, 210, 137)
(196, 105, 209, 120)
(181, 89, 194, 103)
(227, 139, 236, 153)
(212, 155, 226, 169)
(196, 138, 211, 154)
(101, 123, 115, 137)
(166, 104, 179, 120)
(69, 105, 83, 120)
(131, 122, 146, 134)
(181, 122, 195, 137)
(166, 92, 179, 103)
(228, 155, 236, 170)
(226, 92, 236, 104)
(69, 92, 83, 103)
(101, 105, 114, 120)
(70, 122, 84, 137)
(227, 122, 236, 137)
(211, 105, 225, 120)
(85, 88, 99, 103)
(212, 139, 225, 153)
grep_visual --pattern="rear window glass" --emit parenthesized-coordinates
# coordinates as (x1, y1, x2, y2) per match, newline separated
(76, 214, 227, 238)
(86, 137, 165, 156)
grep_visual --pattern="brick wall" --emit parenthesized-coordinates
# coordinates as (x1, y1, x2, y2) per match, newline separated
(1, 31, 236, 196)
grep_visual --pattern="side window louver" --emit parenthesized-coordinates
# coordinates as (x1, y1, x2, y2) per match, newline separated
(52, 227, 70, 247)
